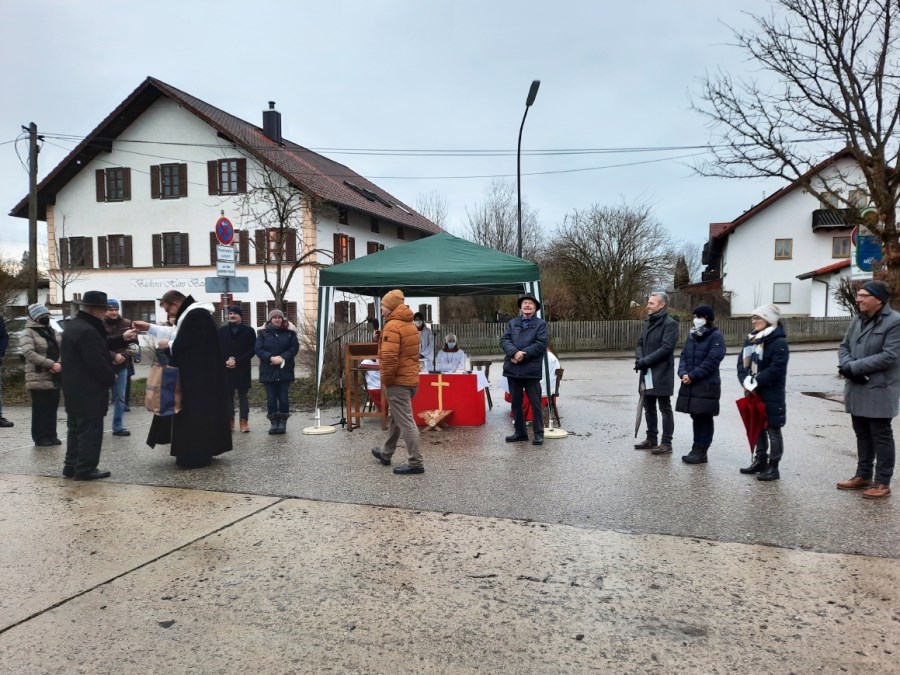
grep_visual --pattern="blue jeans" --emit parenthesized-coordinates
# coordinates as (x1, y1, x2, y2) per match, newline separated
(110, 368, 128, 431)
(264, 381, 290, 416)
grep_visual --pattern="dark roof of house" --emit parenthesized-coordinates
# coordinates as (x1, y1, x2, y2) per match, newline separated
(711, 148, 855, 240)
(796, 259, 850, 280)
(10, 77, 440, 235)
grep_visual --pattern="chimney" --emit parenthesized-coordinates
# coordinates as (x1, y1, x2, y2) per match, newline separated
(262, 101, 282, 144)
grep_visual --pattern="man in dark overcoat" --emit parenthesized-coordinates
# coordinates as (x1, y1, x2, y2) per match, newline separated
(500, 294, 549, 446)
(635, 291, 679, 455)
(61, 291, 126, 480)
(837, 280, 900, 500)
(146, 290, 232, 468)
(218, 305, 257, 433)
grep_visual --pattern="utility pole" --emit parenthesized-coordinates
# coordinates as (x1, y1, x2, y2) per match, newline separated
(25, 122, 39, 304)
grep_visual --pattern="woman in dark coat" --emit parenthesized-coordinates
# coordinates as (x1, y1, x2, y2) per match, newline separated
(676, 305, 726, 464)
(255, 309, 299, 435)
(146, 292, 232, 468)
(737, 303, 790, 481)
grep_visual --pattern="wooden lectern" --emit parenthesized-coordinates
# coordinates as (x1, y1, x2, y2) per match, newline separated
(344, 342, 387, 430)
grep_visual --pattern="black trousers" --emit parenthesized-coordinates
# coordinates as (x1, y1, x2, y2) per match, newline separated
(509, 376, 544, 438)
(755, 426, 784, 463)
(851, 415, 895, 486)
(643, 395, 674, 444)
(64, 415, 105, 475)
(229, 386, 250, 420)
(30, 388, 60, 443)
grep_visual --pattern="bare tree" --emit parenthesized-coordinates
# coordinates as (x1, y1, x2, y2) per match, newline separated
(679, 241, 704, 283)
(415, 191, 449, 230)
(833, 276, 864, 314)
(693, 0, 900, 280)
(544, 202, 674, 320)
(45, 212, 89, 310)
(464, 179, 543, 260)
(236, 164, 331, 311)
(0, 249, 24, 318)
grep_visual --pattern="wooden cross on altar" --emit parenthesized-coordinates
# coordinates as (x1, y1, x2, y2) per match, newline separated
(418, 373, 453, 431)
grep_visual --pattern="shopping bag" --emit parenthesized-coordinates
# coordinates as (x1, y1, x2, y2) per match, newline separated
(145, 364, 182, 416)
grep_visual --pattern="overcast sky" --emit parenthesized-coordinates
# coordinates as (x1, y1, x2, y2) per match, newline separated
(0, 0, 792, 262)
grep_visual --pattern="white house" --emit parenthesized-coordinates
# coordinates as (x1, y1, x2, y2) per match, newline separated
(9, 77, 441, 328)
(697, 149, 876, 318)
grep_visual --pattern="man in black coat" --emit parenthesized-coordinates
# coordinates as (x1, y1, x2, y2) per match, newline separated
(635, 291, 680, 455)
(61, 290, 131, 480)
(500, 294, 549, 446)
(217, 305, 257, 433)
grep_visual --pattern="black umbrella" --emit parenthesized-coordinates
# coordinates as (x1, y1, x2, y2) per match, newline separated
(634, 373, 646, 438)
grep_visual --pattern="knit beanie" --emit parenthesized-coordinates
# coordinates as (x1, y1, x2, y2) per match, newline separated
(267, 309, 284, 321)
(693, 305, 714, 322)
(861, 280, 891, 304)
(381, 289, 405, 311)
(107, 298, 120, 309)
(28, 303, 50, 320)
(751, 303, 781, 326)
(227, 305, 243, 317)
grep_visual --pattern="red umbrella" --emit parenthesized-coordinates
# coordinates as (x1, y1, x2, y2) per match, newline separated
(735, 392, 768, 452)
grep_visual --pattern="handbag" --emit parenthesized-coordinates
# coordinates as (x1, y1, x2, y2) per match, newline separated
(145, 364, 182, 416)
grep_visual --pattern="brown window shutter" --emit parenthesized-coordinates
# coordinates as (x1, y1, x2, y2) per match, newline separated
(349, 237, 356, 261)
(236, 158, 247, 193)
(123, 168, 132, 200)
(256, 302, 267, 327)
(332, 233, 341, 263)
(209, 232, 218, 264)
(255, 230, 266, 264)
(152, 234, 162, 267)
(59, 238, 69, 268)
(150, 165, 160, 199)
(287, 301, 298, 327)
(124, 236, 133, 267)
(84, 237, 94, 268)
(207, 161, 218, 195)
(95, 170, 105, 202)
(178, 163, 188, 197)
(285, 231, 297, 262)
(238, 230, 249, 264)
(97, 236, 108, 268)
(180, 233, 190, 266)
(241, 302, 251, 326)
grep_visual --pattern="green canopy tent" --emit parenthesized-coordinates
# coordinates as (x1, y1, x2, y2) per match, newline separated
(312, 232, 545, 415)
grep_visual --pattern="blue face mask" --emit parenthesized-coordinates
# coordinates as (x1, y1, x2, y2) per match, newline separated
(447, 342, 457, 349)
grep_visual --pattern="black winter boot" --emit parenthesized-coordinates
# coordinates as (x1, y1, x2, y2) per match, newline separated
(277, 413, 289, 435)
(268, 415, 279, 435)
(740, 452, 768, 474)
(681, 445, 708, 464)
(757, 460, 780, 481)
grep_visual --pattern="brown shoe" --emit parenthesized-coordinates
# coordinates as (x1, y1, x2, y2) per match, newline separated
(861, 483, 891, 499)
(240, 419, 250, 433)
(634, 438, 658, 450)
(836, 476, 874, 490)
(229, 419, 235, 432)
(651, 443, 673, 455)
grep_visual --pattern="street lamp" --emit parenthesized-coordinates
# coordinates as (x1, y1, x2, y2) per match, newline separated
(517, 80, 540, 259)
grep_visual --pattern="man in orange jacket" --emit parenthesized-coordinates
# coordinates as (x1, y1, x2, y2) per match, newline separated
(371, 289, 424, 475)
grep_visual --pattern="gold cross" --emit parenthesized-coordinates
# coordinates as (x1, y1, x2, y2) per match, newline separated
(431, 373, 450, 409)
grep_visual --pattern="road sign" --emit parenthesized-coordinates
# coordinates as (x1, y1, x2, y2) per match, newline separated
(217, 261, 235, 277)
(205, 276, 249, 293)
(216, 244, 235, 262)
(215, 217, 234, 245)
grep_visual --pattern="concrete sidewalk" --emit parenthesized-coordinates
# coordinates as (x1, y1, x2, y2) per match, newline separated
(1, 348, 898, 672)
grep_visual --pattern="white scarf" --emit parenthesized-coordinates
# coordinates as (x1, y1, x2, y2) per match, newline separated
(742, 325, 776, 375)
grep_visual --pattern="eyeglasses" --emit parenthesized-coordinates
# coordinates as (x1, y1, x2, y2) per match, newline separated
(856, 292, 872, 299)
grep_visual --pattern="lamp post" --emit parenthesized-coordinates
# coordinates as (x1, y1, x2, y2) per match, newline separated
(517, 80, 540, 259)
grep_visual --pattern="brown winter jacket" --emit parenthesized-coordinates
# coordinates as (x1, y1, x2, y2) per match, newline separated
(21, 318, 61, 391)
(378, 304, 420, 387)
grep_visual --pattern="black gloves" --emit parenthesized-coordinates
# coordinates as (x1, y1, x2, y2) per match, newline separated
(634, 359, 646, 372)
(838, 364, 869, 385)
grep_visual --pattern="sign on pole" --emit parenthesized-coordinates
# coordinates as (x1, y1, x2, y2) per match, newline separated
(850, 225, 883, 281)
(216, 244, 235, 262)
(217, 261, 235, 277)
(205, 276, 249, 293)
(215, 217, 234, 245)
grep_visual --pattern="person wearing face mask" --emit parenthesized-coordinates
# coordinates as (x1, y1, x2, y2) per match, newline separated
(21, 303, 63, 446)
(103, 299, 132, 437)
(413, 312, 434, 371)
(255, 309, 299, 435)
(675, 306, 726, 465)
(218, 305, 257, 433)
(434, 333, 467, 372)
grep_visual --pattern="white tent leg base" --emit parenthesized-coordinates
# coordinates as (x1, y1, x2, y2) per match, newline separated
(543, 427, 568, 439)
(303, 425, 337, 435)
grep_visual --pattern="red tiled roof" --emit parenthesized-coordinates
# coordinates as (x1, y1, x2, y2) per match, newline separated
(708, 222, 729, 238)
(796, 259, 850, 280)
(712, 148, 855, 240)
(10, 77, 441, 235)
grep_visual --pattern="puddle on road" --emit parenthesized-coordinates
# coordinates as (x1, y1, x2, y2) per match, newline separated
(802, 391, 844, 404)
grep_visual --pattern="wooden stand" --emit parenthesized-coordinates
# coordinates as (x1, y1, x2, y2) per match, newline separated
(344, 342, 387, 430)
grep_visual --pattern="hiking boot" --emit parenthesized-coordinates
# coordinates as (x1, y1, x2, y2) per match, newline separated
(861, 483, 891, 499)
(651, 443, 672, 455)
(681, 446, 707, 464)
(634, 438, 657, 450)
(240, 419, 250, 433)
(740, 453, 768, 474)
(836, 476, 873, 490)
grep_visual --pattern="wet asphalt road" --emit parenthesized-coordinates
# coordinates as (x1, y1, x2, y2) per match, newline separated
(1, 347, 897, 559)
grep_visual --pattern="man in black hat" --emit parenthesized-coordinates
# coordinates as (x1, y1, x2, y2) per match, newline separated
(836, 279, 900, 500)
(218, 305, 256, 432)
(61, 290, 135, 480)
(500, 294, 548, 445)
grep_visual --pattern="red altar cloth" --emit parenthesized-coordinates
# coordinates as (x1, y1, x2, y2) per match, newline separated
(412, 373, 486, 426)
